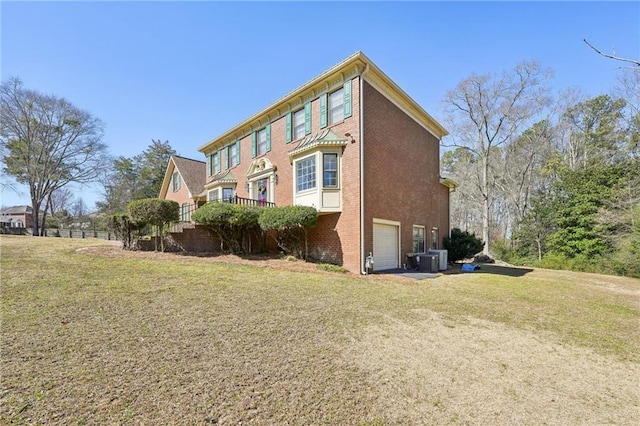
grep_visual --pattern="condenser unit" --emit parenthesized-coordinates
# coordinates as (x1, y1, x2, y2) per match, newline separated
(428, 249, 448, 271)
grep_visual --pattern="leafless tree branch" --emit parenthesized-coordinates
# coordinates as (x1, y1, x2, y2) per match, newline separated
(584, 38, 640, 68)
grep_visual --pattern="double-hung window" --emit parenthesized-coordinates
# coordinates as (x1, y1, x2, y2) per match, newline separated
(413, 226, 426, 253)
(296, 156, 316, 192)
(323, 153, 338, 188)
(252, 124, 271, 157)
(328, 88, 344, 125)
(293, 109, 306, 140)
(208, 189, 219, 202)
(207, 151, 220, 176)
(227, 142, 240, 168)
(257, 128, 268, 156)
(172, 171, 181, 192)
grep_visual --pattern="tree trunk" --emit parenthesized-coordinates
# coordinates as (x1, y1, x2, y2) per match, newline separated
(31, 200, 40, 237)
(482, 154, 491, 255)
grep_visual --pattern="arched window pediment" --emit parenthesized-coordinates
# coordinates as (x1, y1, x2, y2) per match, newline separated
(246, 157, 276, 179)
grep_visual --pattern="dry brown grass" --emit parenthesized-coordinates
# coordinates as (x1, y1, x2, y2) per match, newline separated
(1, 236, 639, 425)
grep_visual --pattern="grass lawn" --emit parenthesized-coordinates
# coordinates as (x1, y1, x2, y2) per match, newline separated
(1, 236, 639, 425)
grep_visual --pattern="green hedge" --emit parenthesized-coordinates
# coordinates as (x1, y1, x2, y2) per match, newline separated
(258, 205, 317, 259)
(192, 202, 262, 254)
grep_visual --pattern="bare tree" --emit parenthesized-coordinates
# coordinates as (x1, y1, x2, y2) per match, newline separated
(443, 61, 552, 254)
(0, 77, 108, 236)
(47, 187, 74, 216)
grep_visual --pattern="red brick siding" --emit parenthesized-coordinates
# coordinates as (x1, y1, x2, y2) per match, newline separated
(218, 77, 362, 272)
(362, 80, 449, 261)
(164, 167, 195, 210)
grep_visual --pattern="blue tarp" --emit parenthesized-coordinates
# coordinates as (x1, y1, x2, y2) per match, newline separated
(461, 263, 481, 272)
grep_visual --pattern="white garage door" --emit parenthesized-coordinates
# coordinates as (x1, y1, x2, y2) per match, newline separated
(373, 222, 399, 271)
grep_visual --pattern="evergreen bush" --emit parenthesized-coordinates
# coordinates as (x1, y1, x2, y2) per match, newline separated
(443, 228, 484, 263)
(258, 205, 317, 260)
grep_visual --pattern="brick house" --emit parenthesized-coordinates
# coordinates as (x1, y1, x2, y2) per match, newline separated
(159, 155, 207, 222)
(0, 205, 35, 229)
(160, 51, 455, 273)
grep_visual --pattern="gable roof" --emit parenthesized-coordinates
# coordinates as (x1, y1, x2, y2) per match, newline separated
(159, 155, 206, 199)
(198, 51, 448, 154)
(0, 205, 32, 214)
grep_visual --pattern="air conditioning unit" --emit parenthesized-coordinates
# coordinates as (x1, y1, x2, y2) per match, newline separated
(428, 249, 448, 271)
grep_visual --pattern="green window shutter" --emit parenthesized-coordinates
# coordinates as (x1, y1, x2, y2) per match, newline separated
(236, 140, 241, 163)
(320, 93, 327, 129)
(251, 132, 257, 158)
(206, 154, 212, 176)
(304, 102, 311, 135)
(344, 80, 352, 118)
(265, 123, 271, 152)
(285, 113, 292, 143)
(225, 146, 230, 169)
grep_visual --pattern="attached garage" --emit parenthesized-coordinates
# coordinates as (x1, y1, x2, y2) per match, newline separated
(373, 220, 400, 271)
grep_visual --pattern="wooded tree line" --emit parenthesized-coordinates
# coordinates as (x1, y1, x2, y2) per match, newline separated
(442, 66, 639, 277)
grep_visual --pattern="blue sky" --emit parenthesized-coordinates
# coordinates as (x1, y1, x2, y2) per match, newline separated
(1, 1, 639, 210)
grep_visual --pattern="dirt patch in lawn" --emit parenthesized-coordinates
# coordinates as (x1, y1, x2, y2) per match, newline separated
(347, 311, 640, 425)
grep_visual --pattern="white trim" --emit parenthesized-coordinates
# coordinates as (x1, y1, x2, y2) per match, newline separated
(373, 217, 401, 227)
(372, 219, 401, 271)
(412, 224, 426, 253)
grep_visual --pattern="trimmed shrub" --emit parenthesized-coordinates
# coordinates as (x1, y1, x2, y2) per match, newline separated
(107, 213, 145, 250)
(192, 202, 262, 254)
(258, 205, 317, 259)
(443, 228, 485, 263)
(127, 198, 180, 251)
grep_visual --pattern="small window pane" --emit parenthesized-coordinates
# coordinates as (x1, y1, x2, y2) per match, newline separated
(213, 152, 220, 174)
(229, 144, 239, 167)
(257, 129, 268, 155)
(323, 153, 338, 188)
(329, 89, 344, 124)
(431, 228, 439, 250)
(293, 109, 305, 140)
(296, 156, 316, 192)
(172, 172, 181, 192)
(413, 226, 425, 253)
(222, 187, 234, 202)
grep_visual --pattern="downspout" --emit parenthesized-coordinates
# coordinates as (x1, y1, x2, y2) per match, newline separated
(360, 63, 370, 274)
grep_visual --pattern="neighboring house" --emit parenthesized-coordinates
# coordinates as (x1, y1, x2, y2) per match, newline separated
(0, 205, 34, 229)
(159, 155, 207, 222)
(160, 51, 455, 273)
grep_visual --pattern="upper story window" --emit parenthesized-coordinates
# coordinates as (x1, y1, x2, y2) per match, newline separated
(227, 142, 240, 168)
(413, 226, 426, 253)
(320, 81, 352, 129)
(328, 88, 344, 125)
(172, 171, 181, 192)
(296, 155, 316, 192)
(293, 108, 306, 140)
(323, 153, 338, 188)
(257, 128, 268, 156)
(252, 124, 271, 158)
(207, 151, 220, 176)
(287, 103, 311, 143)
